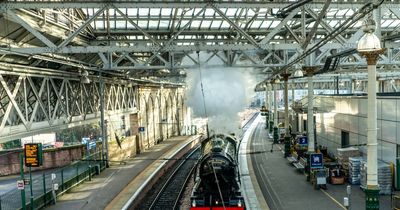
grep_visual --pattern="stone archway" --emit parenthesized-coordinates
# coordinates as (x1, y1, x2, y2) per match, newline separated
(153, 94, 161, 143)
(147, 94, 155, 147)
(166, 93, 173, 138)
(139, 93, 147, 151)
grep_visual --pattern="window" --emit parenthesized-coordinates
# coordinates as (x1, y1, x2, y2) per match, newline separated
(341, 130, 349, 148)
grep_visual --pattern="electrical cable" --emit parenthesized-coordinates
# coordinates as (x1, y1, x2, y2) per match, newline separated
(197, 51, 210, 138)
(197, 52, 208, 118)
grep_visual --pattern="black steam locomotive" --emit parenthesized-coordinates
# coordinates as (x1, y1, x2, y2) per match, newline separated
(190, 134, 245, 210)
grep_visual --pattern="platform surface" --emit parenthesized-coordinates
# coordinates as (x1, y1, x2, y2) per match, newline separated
(249, 116, 392, 210)
(45, 135, 199, 210)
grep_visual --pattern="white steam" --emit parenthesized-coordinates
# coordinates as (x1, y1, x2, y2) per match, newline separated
(184, 52, 257, 136)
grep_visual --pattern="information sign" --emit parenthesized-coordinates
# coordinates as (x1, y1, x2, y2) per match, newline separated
(23, 179, 30, 185)
(310, 153, 324, 169)
(298, 136, 308, 145)
(17, 180, 24, 190)
(24, 143, 43, 167)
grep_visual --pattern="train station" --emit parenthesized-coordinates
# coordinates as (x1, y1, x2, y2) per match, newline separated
(0, 0, 399, 209)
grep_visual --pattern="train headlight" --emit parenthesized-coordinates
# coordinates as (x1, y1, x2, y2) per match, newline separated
(238, 200, 242, 207)
(192, 200, 196, 207)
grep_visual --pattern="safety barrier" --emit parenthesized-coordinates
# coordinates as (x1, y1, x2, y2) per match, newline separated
(0, 151, 104, 210)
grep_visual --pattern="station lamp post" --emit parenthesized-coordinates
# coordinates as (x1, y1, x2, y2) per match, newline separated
(357, 17, 385, 210)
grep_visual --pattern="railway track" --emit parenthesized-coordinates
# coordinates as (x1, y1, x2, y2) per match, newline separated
(138, 147, 200, 210)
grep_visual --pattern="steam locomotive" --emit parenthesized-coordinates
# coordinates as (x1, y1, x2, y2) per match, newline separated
(190, 133, 245, 210)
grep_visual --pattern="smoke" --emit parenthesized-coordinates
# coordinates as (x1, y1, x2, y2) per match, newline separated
(184, 52, 257, 136)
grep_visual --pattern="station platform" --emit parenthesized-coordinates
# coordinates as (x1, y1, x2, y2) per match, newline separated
(248, 115, 392, 210)
(45, 135, 201, 210)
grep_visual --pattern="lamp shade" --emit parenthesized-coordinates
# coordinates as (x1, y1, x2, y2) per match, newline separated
(293, 69, 304, 77)
(357, 32, 381, 52)
(81, 76, 91, 84)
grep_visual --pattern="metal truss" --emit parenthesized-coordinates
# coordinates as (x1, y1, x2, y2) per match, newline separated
(259, 74, 400, 93)
(1, 0, 400, 78)
(0, 72, 137, 143)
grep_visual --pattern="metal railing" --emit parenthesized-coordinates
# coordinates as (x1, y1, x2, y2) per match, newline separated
(0, 151, 105, 210)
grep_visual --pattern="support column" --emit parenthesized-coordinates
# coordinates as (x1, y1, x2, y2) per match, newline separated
(281, 73, 291, 157)
(100, 74, 109, 167)
(265, 83, 269, 129)
(268, 81, 274, 134)
(273, 80, 279, 143)
(359, 49, 385, 210)
(292, 80, 296, 133)
(304, 67, 315, 153)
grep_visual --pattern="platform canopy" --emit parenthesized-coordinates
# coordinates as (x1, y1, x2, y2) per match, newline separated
(0, 0, 400, 84)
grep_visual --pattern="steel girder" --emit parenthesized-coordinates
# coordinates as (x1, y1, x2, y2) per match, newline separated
(258, 76, 400, 93)
(0, 73, 137, 143)
(1, 1, 400, 75)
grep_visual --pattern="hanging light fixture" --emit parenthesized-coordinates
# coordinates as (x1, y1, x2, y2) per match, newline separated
(275, 76, 281, 83)
(357, 18, 381, 52)
(80, 69, 91, 84)
(293, 68, 304, 77)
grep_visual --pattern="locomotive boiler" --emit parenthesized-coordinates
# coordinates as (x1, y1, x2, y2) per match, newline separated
(190, 133, 245, 210)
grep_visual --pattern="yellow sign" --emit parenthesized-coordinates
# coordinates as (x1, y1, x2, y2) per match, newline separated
(24, 143, 40, 167)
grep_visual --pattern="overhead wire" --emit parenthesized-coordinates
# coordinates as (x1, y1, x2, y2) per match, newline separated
(197, 51, 208, 118)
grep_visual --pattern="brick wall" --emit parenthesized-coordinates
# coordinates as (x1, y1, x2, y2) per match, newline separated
(0, 145, 84, 176)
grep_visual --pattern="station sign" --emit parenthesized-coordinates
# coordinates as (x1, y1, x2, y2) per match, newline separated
(24, 143, 43, 167)
(17, 180, 24, 190)
(310, 153, 323, 169)
(298, 136, 308, 146)
(138, 127, 145, 132)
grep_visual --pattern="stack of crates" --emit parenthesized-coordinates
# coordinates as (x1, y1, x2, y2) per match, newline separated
(337, 147, 360, 179)
(360, 160, 392, 195)
(348, 157, 363, 184)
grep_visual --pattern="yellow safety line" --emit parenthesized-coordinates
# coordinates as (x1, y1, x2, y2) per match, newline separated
(321, 189, 347, 210)
(276, 139, 346, 209)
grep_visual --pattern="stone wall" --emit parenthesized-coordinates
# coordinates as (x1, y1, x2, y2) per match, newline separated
(108, 135, 138, 162)
(0, 145, 84, 176)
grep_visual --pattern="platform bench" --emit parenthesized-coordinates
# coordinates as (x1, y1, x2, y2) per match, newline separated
(293, 157, 306, 171)
(287, 152, 299, 164)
